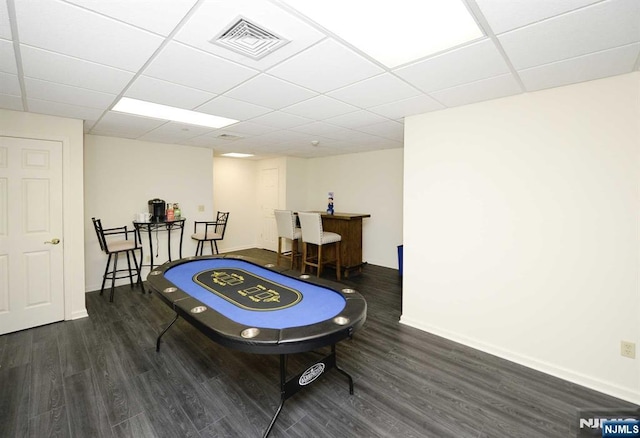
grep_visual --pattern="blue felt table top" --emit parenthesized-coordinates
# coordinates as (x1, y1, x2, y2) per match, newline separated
(164, 259, 346, 330)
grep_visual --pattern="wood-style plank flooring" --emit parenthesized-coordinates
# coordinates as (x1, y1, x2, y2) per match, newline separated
(1, 248, 636, 437)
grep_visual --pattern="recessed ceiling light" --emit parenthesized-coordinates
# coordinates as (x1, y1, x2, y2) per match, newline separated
(221, 152, 255, 158)
(112, 97, 238, 129)
(279, 0, 483, 68)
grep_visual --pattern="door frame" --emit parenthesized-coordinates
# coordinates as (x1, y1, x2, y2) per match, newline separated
(1, 118, 88, 323)
(257, 166, 280, 252)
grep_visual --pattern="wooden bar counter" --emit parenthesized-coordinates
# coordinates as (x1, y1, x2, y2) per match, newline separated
(312, 211, 370, 278)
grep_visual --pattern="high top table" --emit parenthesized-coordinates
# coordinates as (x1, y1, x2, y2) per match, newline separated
(312, 212, 370, 278)
(133, 217, 186, 271)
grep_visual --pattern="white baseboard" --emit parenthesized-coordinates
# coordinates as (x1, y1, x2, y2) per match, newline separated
(399, 315, 640, 406)
(70, 309, 88, 320)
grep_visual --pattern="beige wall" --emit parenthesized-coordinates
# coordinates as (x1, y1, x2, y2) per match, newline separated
(212, 149, 405, 269)
(212, 156, 259, 252)
(84, 135, 214, 290)
(304, 148, 404, 268)
(0, 109, 86, 320)
(83, 135, 405, 292)
(402, 72, 640, 403)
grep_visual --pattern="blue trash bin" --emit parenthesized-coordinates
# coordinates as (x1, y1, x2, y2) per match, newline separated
(397, 245, 403, 276)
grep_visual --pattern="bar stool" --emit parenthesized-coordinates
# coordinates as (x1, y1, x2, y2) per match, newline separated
(92, 217, 144, 302)
(298, 212, 341, 281)
(192, 211, 229, 256)
(274, 209, 302, 269)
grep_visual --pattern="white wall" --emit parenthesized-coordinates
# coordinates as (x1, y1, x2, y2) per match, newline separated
(211, 149, 404, 269)
(0, 109, 86, 320)
(285, 157, 309, 211)
(402, 73, 640, 403)
(305, 148, 404, 268)
(212, 156, 259, 252)
(84, 135, 214, 290)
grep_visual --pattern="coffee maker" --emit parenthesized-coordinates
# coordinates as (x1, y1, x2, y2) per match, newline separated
(148, 198, 166, 222)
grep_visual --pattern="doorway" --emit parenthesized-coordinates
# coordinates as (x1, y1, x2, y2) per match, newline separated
(258, 167, 279, 251)
(0, 136, 65, 335)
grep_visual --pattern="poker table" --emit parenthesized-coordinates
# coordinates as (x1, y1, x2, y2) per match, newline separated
(146, 255, 367, 437)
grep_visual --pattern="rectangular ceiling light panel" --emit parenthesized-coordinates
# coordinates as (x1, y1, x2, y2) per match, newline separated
(279, 0, 483, 68)
(221, 152, 254, 158)
(113, 97, 238, 129)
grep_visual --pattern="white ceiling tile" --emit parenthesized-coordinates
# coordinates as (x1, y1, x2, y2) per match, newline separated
(254, 130, 314, 144)
(394, 39, 510, 93)
(1, 0, 638, 159)
(64, 0, 198, 36)
(267, 38, 384, 93)
(282, 95, 359, 119)
(223, 136, 277, 149)
(144, 42, 259, 94)
(91, 112, 165, 138)
(0, 1, 10, 39)
(291, 122, 359, 140)
(368, 95, 445, 119)
(175, 0, 325, 70)
(125, 75, 215, 109)
(355, 120, 404, 141)
(21, 46, 134, 94)
(321, 130, 389, 147)
(324, 110, 390, 129)
(499, 0, 640, 70)
(212, 121, 279, 136)
(249, 111, 313, 129)
(0, 71, 20, 95)
(520, 43, 640, 91)
(27, 98, 104, 121)
(196, 96, 272, 120)
(138, 121, 214, 143)
(226, 74, 316, 109)
(24, 78, 115, 109)
(182, 132, 237, 148)
(0, 39, 16, 74)
(430, 74, 522, 108)
(328, 73, 421, 108)
(15, 0, 164, 72)
(0, 93, 24, 111)
(476, 0, 601, 34)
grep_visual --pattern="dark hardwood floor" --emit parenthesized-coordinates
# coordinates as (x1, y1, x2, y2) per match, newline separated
(1, 248, 636, 437)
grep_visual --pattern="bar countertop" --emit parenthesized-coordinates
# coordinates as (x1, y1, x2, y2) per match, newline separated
(312, 212, 371, 220)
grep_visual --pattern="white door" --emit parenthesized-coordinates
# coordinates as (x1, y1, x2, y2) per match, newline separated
(0, 136, 64, 335)
(258, 167, 279, 251)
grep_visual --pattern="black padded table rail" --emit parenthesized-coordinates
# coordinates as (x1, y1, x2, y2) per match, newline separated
(146, 254, 367, 437)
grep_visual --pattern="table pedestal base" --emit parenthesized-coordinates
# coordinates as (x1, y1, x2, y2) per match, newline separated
(265, 346, 354, 437)
(155, 314, 355, 438)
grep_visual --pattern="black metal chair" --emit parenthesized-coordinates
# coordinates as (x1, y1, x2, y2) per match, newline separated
(92, 217, 144, 302)
(191, 211, 230, 256)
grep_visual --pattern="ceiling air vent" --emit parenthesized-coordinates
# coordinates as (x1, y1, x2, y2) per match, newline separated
(216, 133, 243, 141)
(211, 17, 289, 60)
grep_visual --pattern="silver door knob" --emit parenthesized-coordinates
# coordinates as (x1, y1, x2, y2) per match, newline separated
(44, 238, 61, 245)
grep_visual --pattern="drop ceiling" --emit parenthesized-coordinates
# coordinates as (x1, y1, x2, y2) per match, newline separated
(1, 0, 638, 159)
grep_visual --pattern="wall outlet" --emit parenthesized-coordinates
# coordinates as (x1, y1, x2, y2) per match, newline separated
(621, 341, 636, 359)
(198, 205, 205, 212)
